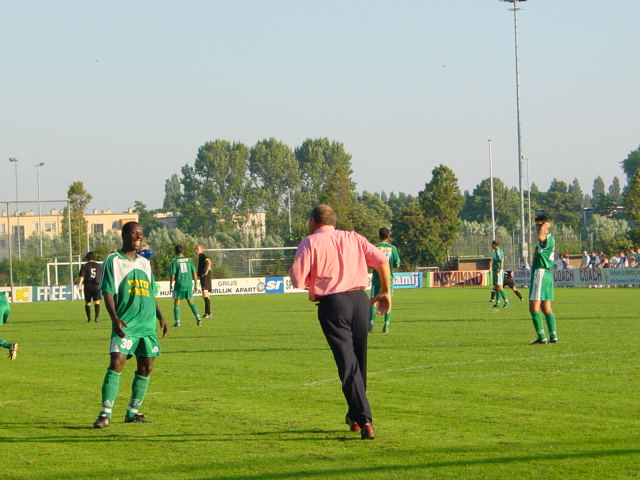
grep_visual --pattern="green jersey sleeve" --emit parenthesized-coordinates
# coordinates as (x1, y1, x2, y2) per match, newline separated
(100, 254, 116, 295)
(392, 246, 401, 269)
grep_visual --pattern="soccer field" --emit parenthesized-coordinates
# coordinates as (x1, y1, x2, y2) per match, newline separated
(1, 288, 638, 480)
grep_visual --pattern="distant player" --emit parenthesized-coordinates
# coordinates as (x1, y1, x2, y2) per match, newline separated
(170, 245, 201, 327)
(78, 252, 103, 323)
(138, 243, 153, 261)
(490, 240, 509, 308)
(369, 228, 400, 333)
(529, 214, 558, 345)
(503, 270, 524, 301)
(93, 221, 168, 429)
(195, 244, 213, 318)
(0, 291, 18, 360)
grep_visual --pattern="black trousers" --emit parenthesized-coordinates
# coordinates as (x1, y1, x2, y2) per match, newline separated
(317, 289, 372, 426)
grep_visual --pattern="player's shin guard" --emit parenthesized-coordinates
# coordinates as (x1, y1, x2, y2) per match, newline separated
(369, 306, 377, 329)
(94, 304, 101, 320)
(100, 369, 121, 418)
(204, 297, 211, 315)
(530, 312, 547, 340)
(173, 304, 181, 322)
(514, 290, 523, 300)
(0, 337, 10, 349)
(490, 290, 496, 302)
(126, 371, 150, 419)
(383, 311, 392, 331)
(189, 302, 200, 320)
(85, 305, 92, 322)
(545, 313, 557, 339)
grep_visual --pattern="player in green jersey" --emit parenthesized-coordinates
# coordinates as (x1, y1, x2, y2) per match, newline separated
(0, 291, 18, 360)
(169, 245, 201, 327)
(369, 228, 401, 333)
(93, 222, 168, 428)
(489, 240, 509, 308)
(529, 214, 558, 345)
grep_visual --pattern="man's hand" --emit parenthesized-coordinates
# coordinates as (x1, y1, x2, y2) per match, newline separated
(112, 317, 128, 338)
(371, 292, 392, 315)
(159, 319, 169, 338)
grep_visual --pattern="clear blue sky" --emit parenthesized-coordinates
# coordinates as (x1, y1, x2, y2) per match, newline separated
(2, 1, 638, 213)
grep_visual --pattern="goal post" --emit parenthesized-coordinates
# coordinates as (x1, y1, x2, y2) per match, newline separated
(203, 247, 297, 278)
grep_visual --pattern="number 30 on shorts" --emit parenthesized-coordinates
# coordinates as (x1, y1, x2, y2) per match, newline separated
(110, 336, 133, 354)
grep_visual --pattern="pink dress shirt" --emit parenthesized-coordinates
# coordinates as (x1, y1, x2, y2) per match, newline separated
(290, 225, 389, 301)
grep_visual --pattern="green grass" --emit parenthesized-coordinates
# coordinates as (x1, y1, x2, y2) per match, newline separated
(1, 288, 639, 480)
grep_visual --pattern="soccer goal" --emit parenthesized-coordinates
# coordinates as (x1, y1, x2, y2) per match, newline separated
(204, 247, 297, 278)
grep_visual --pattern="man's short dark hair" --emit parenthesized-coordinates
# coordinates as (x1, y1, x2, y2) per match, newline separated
(534, 214, 550, 223)
(86, 251, 96, 261)
(492, 240, 499, 247)
(309, 205, 337, 226)
(122, 221, 140, 237)
(379, 228, 390, 240)
(175, 245, 184, 255)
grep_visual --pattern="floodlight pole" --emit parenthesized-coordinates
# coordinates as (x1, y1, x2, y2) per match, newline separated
(488, 139, 496, 241)
(35, 162, 45, 256)
(9, 158, 21, 260)
(5, 203, 14, 300)
(503, 0, 528, 264)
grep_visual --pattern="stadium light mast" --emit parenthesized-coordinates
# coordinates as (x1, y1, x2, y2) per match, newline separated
(35, 162, 45, 256)
(502, 0, 528, 264)
(488, 139, 496, 241)
(8, 158, 21, 260)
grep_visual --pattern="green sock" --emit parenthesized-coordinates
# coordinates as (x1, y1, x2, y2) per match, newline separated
(383, 311, 393, 330)
(369, 306, 376, 329)
(545, 313, 557, 339)
(530, 312, 547, 339)
(501, 290, 509, 304)
(173, 304, 181, 323)
(100, 369, 121, 418)
(126, 372, 150, 419)
(0, 337, 10, 349)
(189, 302, 200, 320)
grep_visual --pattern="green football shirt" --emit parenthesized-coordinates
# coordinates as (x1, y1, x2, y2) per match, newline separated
(492, 247, 504, 271)
(532, 234, 555, 270)
(101, 250, 159, 337)
(0, 291, 7, 306)
(170, 255, 196, 292)
(372, 242, 401, 288)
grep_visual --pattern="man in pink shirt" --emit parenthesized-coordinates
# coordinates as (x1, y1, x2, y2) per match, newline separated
(290, 205, 391, 440)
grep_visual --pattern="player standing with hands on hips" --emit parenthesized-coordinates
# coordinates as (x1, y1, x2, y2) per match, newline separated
(93, 221, 168, 428)
(529, 214, 559, 344)
(290, 205, 391, 440)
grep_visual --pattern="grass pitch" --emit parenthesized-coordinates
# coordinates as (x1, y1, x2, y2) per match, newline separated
(1, 288, 638, 480)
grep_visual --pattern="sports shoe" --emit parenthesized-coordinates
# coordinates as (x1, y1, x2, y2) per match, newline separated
(8, 343, 18, 360)
(368, 328, 374, 333)
(173, 322, 181, 327)
(492, 304, 500, 308)
(360, 423, 375, 440)
(549, 337, 558, 343)
(529, 338, 549, 345)
(124, 414, 151, 423)
(503, 303, 510, 308)
(345, 415, 360, 433)
(202, 313, 212, 319)
(382, 328, 389, 333)
(196, 319, 202, 327)
(93, 415, 110, 429)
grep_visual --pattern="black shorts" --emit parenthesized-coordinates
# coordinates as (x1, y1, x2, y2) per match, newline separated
(504, 276, 515, 289)
(199, 275, 212, 292)
(84, 285, 102, 302)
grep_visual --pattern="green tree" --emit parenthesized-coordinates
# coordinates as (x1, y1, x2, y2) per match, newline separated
(623, 171, 640, 224)
(539, 179, 581, 230)
(391, 197, 426, 267)
(621, 145, 640, 182)
(61, 181, 93, 256)
(163, 174, 182, 211)
(460, 177, 522, 231)
(179, 140, 253, 236)
(608, 177, 622, 205)
(418, 165, 464, 266)
(568, 178, 586, 207)
(295, 138, 354, 201)
(133, 201, 161, 231)
(248, 138, 300, 241)
(350, 192, 393, 242)
(319, 165, 355, 231)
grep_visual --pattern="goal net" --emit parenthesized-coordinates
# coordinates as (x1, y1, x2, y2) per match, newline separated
(203, 247, 297, 278)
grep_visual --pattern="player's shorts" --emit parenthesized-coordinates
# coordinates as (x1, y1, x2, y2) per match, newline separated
(503, 275, 515, 289)
(83, 284, 102, 302)
(0, 304, 10, 325)
(199, 275, 212, 292)
(110, 334, 161, 358)
(529, 269, 554, 301)
(492, 269, 504, 287)
(173, 289, 193, 300)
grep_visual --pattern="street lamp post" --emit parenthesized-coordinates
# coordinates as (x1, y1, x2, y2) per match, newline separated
(35, 162, 45, 256)
(8, 158, 21, 260)
(488, 140, 496, 241)
(502, 0, 528, 264)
